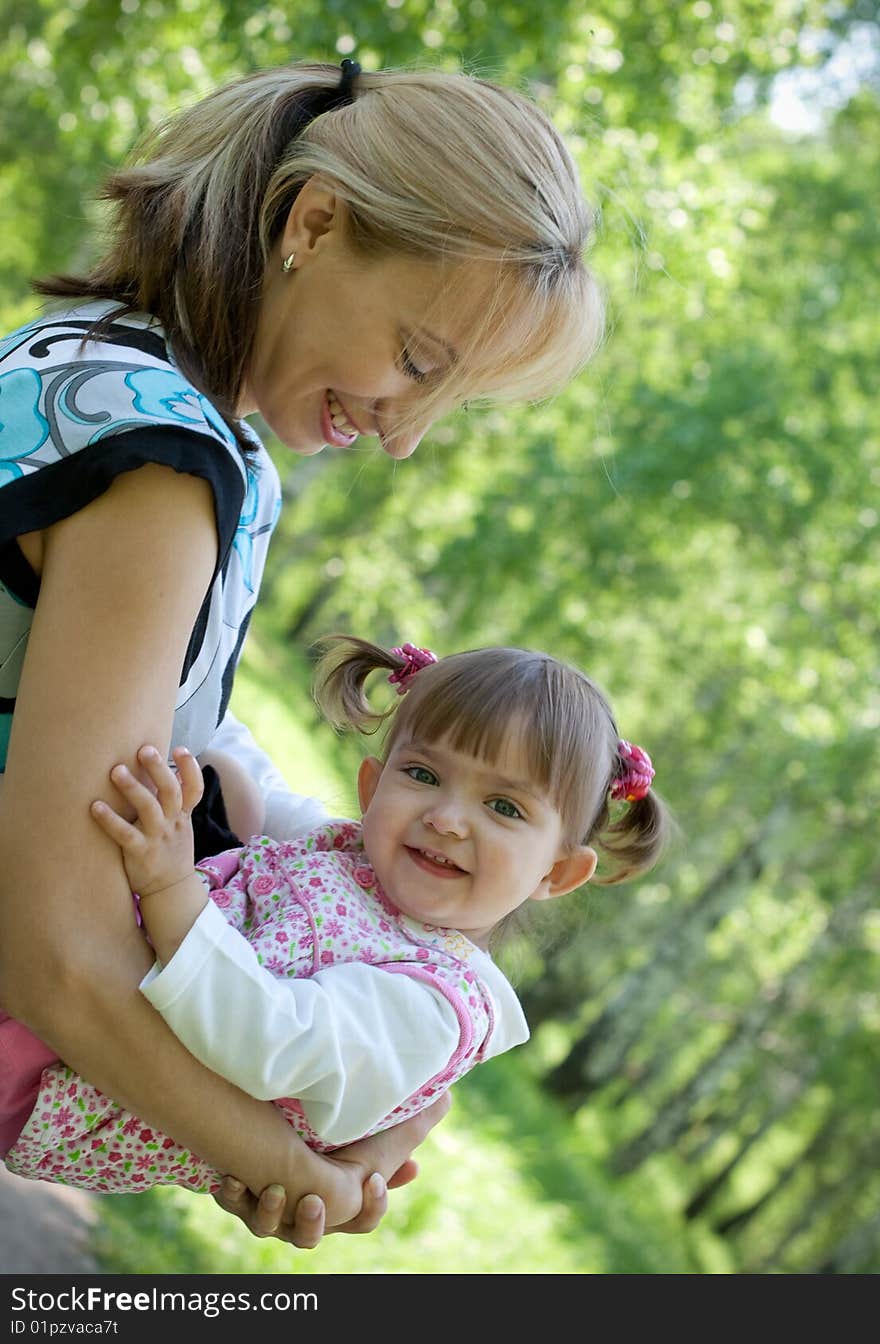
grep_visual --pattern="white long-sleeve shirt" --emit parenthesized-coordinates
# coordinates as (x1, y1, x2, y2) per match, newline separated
(206, 709, 330, 840)
(141, 899, 528, 1147)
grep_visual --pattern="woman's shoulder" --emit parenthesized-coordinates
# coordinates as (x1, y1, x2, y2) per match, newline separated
(0, 299, 249, 471)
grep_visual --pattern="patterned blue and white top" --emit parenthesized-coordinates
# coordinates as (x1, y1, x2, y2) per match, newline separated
(0, 300, 282, 772)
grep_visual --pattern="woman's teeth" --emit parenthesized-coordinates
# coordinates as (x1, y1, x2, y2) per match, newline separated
(328, 392, 357, 437)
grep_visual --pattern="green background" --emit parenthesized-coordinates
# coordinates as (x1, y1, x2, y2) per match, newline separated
(2, 0, 878, 1274)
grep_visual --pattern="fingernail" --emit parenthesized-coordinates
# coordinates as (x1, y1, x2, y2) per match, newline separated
(224, 1177, 245, 1196)
(263, 1184, 285, 1210)
(141, 746, 160, 760)
(299, 1194, 323, 1220)
(368, 1172, 386, 1199)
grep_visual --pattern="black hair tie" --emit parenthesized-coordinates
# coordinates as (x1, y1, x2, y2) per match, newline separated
(267, 57, 363, 241)
(338, 58, 361, 99)
(308, 57, 361, 119)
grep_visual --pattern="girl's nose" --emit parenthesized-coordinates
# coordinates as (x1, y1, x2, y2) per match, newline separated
(423, 799, 468, 838)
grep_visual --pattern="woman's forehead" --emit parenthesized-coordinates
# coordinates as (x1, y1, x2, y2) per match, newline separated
(400, 255, 499, 339)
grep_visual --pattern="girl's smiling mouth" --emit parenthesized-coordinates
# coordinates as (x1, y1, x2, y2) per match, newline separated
(405, 845, 466, 877)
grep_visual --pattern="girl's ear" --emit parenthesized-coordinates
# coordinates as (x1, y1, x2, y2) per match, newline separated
(357, 756, 384, 814)
(532, 846, 597, 903)
(280, 175, 348, 263)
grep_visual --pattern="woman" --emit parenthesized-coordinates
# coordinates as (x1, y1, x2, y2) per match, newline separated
(0, 58, 603, 1246)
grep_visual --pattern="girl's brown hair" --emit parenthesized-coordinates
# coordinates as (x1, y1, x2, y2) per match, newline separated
(313, 635, 669, 886)
(34, 61, 603, 444)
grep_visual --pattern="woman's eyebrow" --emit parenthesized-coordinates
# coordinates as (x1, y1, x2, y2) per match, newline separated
(413, 326, 459, 363)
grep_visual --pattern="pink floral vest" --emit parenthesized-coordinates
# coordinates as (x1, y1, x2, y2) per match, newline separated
(5, 822, 496, 1193)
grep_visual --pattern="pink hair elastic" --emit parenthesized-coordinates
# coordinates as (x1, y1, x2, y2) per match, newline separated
(611, 739, 655, 802)
(388, 642, 438, 695)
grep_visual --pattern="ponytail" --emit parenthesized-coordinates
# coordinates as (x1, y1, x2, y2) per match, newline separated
(312, 634, 411, 734)
(588, 790, 671, 886)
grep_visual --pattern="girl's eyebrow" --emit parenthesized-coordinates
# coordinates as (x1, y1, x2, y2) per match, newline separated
(490, 775, 544, 802)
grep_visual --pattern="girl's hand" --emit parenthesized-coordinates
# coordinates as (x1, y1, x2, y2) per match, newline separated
(91, 745, 204, 896)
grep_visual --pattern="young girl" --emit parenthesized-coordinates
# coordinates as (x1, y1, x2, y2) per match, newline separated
(2, 637, 668, 1193)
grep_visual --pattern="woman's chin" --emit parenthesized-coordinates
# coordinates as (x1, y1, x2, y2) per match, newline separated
(289, 439, 327, 456)
(270, 425, 327, 456)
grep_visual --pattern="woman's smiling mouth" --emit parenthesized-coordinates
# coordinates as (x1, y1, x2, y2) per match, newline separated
(323, 389, 362, 445)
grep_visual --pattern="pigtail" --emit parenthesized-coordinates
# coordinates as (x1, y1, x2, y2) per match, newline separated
(312, 634, 411, 734)
(590, 790, 671, 886)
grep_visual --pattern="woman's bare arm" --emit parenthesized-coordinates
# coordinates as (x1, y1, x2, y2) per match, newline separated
(0, 463, 437, 1237)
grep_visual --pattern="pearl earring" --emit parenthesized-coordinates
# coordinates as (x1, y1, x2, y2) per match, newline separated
(281, 252, 296, 273)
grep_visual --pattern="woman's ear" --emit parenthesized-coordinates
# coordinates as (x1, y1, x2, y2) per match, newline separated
(280, 175, 348, 264)
(357, 756, 384, 815)
(531, 846, 598, 903)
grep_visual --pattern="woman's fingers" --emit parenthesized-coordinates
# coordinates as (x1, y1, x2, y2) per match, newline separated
(386, 1157, 419, 1190)
(249, 1182, 287, 1238)
(211, 1095, 452, 1246)
(212, 1179, 326, 1249)
(212, 1177, 280, 1237)
(288, 1193, 326, 1250)
(334, 1171, 387, 1235)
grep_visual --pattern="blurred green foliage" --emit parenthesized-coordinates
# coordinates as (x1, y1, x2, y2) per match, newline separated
(2, 0, 878, 1274)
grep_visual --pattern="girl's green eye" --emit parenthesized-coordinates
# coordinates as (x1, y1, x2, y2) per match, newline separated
(405, 765, 438, 785)
(489, 798, 522, 819)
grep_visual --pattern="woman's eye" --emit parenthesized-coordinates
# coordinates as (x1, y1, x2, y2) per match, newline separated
(489, 798, 523, 819)
(400, 348, 429, 384)
(404, 765, 438, 785)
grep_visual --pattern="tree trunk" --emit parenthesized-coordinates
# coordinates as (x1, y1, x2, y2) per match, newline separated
(684, 1071, 811, 1220)
(546, 831, 767, 1101)
(610, 887, 873, 1175)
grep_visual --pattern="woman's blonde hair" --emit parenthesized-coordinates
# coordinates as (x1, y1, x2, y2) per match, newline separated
(36, 61, 604, 433)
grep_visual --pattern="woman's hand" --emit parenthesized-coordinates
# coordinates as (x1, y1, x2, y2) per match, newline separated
(213, 1180, 328, 1249)
(212, 1094, 451, 1248)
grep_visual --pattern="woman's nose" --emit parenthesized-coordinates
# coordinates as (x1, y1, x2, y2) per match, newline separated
(371, 400, 430, 459)
(380, 425, 426, 459)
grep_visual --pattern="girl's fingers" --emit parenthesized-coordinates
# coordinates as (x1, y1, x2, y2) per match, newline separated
(171, 747, 205, 814)
(90, 798, 145, 851)
(108, 763, 164, 829)
(137, 745, 183, 816)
